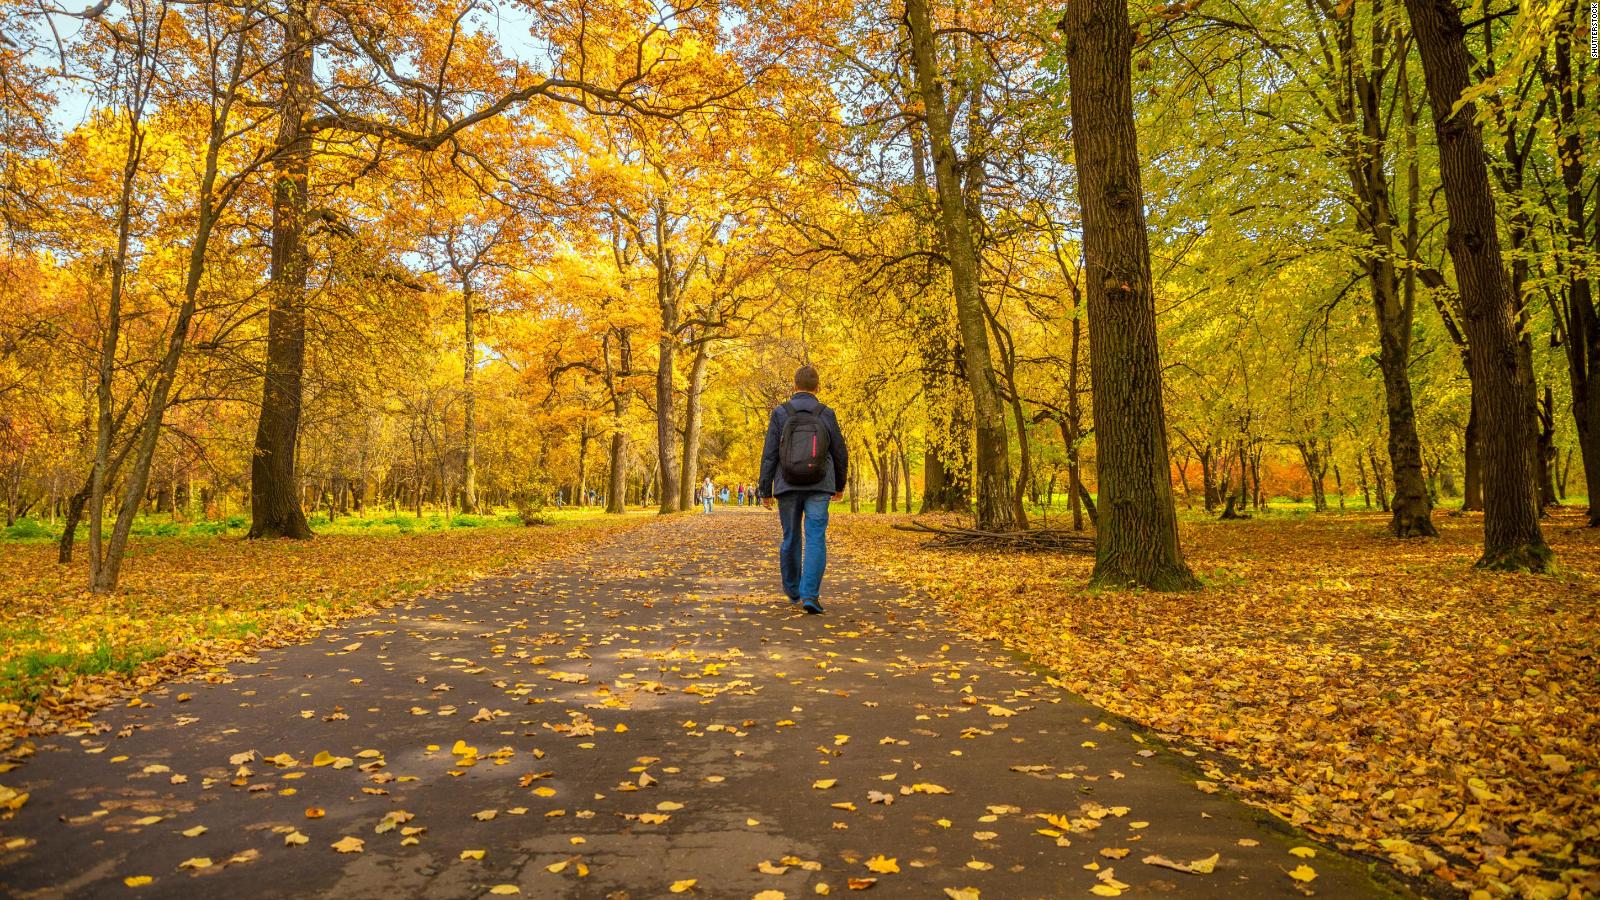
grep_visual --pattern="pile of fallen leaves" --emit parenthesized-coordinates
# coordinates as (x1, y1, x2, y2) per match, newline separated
(841, 509, 1600, 898)
(0, 513, 647, 754)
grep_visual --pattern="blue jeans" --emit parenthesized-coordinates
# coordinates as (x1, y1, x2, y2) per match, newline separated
(778, 491, 830, 600)
(703, 495, 713, 513)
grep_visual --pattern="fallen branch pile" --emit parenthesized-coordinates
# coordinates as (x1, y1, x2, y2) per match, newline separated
(890, 520, 1096, 554)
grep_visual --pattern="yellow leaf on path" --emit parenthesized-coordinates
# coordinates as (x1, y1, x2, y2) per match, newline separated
(489, 887, 519, 895)
(313, 751, 335, 767)
(532, 787, 556, 798)
(178, 858, 211, 870)
(474, 809, 498, 821)
(815, 884, 831, 895)
(1090, 886, 1122, 897)
(669, 879, 697, 893)
(657, 801, 684, 811)
(305, 808, 325, 819)
(284, 831, 308, 846)
(1289, 847, 1316, 858)
(865, 855, 899, 874)
(943, 889, 979, 900)
(759, 860, 791, 875)
(615, 723, 628, 733)
(1190, 853, 1219, 874)
(132, 816, 162, 826)
(547, 861, 568, 873)
(1288, 865, 1317, 882)
(964, 861, 993, 871)
(181, 826, 206, 838)
(123, 876, 153, 887)
(460, 850, 486, 860)
(331, 836, 364, 854)
(812, 779, 837, 790)
(910, 783, 949, 794)
(846, 877, 877, 890)
(753, 892, 786, 900)
(1100, 848, 1129, 859)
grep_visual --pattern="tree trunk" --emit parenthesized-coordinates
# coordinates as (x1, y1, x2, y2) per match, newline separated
(904, 0, 1016, 531)
(1462, 404, 1483, 510)
(677, 335, 711, 511)
(653, 212, 681, 515)
(249, 1, 314, 541)
(461, 280, 478, 514)
(1060, 0, 1196, 590)
(1547, 21, 1600, 526)
(605, 329, 631, 515)
(1538, 385, 1559, 508)
(901, 441, 914, 512)
(1404, 0, 1551, 571)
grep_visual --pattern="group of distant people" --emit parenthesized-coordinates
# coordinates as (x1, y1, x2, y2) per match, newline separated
(694, 478, 758, 513)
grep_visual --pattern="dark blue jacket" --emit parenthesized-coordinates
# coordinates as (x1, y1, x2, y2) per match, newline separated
(758, 392, 848, 497)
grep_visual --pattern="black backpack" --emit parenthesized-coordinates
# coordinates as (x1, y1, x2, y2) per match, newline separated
(779, 401, 831, 485)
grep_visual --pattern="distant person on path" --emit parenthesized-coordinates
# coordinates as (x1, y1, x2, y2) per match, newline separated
(759, 365, 848, 614)
(702, 476, 715, 513)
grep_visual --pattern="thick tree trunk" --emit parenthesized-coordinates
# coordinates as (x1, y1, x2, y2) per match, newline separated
(1060, 0, 1196, 590)
(1462, 404, 1483, 510)
(461, 281, 478, 514)
(653, 215, 681, 515)
(1404, 0, 1551, 571)
(605, 329, 631, 515)
(1375, 307, 1436, 534)
(249, 1, 314, 541)
(904, 0, 1016, 531)
(1548, 23, 1600, 525)
(677, 336, 711, 511)
(921, 450, 947, 514)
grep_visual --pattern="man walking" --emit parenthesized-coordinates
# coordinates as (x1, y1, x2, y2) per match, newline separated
(759, 365, 848, 614)
(702, 475, 715, 513)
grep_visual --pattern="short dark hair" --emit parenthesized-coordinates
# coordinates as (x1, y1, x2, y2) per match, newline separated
(794, 365, 820, 392)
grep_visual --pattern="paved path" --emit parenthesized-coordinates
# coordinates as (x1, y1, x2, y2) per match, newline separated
(1, 511, 1396, 898)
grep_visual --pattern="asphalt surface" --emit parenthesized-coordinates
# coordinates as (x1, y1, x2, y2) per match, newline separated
(0, 509, 1398, 899)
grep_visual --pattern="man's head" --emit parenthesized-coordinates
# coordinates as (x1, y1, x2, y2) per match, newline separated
(794, 365, 820, 393)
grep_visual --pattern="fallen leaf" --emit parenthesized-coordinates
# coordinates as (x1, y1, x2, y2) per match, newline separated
(865, 855, 899, 874)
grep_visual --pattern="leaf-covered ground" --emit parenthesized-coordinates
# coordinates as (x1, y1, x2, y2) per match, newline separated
(0, 511, 1394, 898)
(839, 509, 1600, 899)
(0, 511, 648, 750)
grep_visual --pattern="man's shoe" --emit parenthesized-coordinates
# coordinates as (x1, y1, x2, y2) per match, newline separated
(787, 595, 801, 605)
(801, 599, 823, 615)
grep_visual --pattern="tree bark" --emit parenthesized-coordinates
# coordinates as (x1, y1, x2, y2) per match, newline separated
(1060, 0, 1197, 590)
(652, 203, 681, 515)
(1546, 18, 1600, 525)
(904, 0, 1016, 530)
(677, 329, 713, 511)
(1404, 0, 1551, 571)
(1462, 404, 1483, 510)
(461, 278, 478, 514)
(249, 0, 314, 540)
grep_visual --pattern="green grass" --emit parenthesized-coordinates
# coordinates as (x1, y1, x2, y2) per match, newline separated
(0, 506, 601, 544)
(0, 639, 169, 702)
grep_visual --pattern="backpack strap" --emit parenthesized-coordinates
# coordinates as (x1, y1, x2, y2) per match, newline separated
(780, 401, 796, 417)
